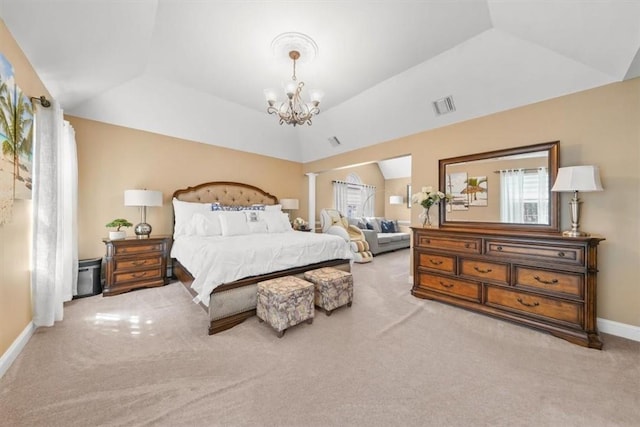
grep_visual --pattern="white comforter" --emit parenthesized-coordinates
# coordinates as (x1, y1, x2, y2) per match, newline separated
(171, 231, 353, 306)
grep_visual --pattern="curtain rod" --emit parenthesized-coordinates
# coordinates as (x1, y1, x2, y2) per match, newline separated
(30, 95, 51, 108)
(493, 167, 548, 173)
(332, 180, 376, 189)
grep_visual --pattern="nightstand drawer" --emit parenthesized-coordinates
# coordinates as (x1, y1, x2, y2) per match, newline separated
(459, 258, 508, 284)
(115, 256, 162, 271)
(485, 286, 582, 328)
(416, 272, 480, 302)
(113, 242, 164, 256)
(416, 252, 455, 274)
(114, 268, 162, 284)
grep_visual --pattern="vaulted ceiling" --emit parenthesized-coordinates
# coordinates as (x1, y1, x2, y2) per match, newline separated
(2, 1, 639, 163)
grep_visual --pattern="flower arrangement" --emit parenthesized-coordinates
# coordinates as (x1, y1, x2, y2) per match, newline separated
(293, 217, 309, 230)
(412, 186, 450, 227)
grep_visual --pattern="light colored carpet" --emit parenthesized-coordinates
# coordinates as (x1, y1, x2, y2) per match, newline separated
(1, 250, 639, 427)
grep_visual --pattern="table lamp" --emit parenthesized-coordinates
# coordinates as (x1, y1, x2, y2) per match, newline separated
(551, 165, 603, 237)
(124, 189, 163, 238)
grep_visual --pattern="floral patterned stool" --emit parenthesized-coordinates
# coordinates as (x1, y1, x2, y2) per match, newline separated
(303, 267, 353, 316)
(256, 276, 315, 338)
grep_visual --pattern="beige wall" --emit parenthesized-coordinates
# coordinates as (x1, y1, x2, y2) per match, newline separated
(385, 177, 411, 231)
(305, 79, 640, 327)
(71, 117, 305, 259)
(0, 21, 50, 356)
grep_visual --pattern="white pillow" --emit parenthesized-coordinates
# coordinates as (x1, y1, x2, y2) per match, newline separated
(263, 211, 293, 233)
(264, 204, 282, 212)
(191, 211, 222, 236)
(173, 198, 212, 236)
(245, 211, 268, 233)
(219, 211, 251, 236)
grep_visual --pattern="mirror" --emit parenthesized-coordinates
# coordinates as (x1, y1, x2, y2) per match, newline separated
(439, 141, 559, 232)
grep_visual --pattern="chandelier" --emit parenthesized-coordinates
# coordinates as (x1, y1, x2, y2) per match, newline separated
(264, 50, 322, 127)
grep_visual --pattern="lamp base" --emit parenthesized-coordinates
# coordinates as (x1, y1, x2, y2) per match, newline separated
(134, 222, 152, 238)
(562, 230, 590, 237)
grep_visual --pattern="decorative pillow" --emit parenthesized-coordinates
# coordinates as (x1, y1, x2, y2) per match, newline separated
(366, 222, 375, 230)
(219, 211, 251, 236)
(191, 211, 223, 236)
(173, 198, 213, 236)
(262, 211, 292, 233)
(212, 203, 266, 211)
(356, 220, 367, 229)
(381, 220, 396, 233)
(245, 211, 268, 233)
(264, 204, 282, 212)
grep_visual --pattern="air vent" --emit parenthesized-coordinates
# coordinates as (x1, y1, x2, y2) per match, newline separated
(433, 96, 456, 116)
(328, 136, 341, 147)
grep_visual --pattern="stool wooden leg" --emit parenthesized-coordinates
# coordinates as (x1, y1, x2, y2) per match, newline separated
(347, 302, 352, 307)
(307, 318, 314, 324)
(277, 330, 285, 338)
(325, 309, 333, 316)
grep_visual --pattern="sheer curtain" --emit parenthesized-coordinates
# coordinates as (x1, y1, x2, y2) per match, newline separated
(361, 185, 375, 217)
(333, 181, 349, 214)
(536, 167, 549, 224)
(31, 100, 78, 327)
(500, 169, 524, 223)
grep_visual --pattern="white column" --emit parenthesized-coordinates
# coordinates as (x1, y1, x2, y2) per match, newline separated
(306, 173, 318, 232)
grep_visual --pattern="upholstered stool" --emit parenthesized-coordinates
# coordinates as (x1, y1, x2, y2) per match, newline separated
(303, 267, 353, 316)
(256, 276, 315, 338)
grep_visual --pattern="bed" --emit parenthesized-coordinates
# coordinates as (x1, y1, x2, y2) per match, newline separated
(171, 181, 353, 335)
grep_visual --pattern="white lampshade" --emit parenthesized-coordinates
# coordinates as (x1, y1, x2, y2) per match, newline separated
(280, 198, 299, 210)
(124, 189, 163, 207)
(551, 166, 604, 193)
(389, 195, 404, 205)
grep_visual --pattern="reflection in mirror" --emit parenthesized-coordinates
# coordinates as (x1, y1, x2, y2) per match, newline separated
(439, 141, 559, 232)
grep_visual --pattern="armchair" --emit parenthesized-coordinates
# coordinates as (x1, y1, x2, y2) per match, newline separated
(320, 209, 373, 263)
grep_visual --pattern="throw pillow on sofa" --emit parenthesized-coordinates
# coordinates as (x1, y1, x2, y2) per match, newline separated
(380, 220, 396, 233)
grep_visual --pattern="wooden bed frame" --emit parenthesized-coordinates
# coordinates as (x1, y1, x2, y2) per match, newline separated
(172, 181, 351, 335)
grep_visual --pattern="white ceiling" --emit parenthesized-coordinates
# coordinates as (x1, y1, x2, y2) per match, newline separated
(2, 1, 639, 163)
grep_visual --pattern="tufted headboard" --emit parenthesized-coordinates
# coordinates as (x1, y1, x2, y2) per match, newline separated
(172, 181, 279, 206)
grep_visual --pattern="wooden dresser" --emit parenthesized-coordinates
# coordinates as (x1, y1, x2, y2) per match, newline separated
(102, 236, 171, 296)
(412, 227, 604, 349)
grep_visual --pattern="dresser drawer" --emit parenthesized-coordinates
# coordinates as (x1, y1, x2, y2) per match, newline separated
(113, 242, 164, 256)
(416, 235, 481, 254)
(416, 252, 455, 274)
(115, 255, 162, 271)
(416, 272, 480, 302)
(485, 240, 584, 266)
(459, 259, 508, 284)
(485, 286, 582, 328)
(514, 266, 584, 299)
(114, 267, 162, 284)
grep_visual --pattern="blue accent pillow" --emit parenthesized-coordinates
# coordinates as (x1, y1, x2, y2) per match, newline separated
(381, 220, 396, 233)
(366, 222, 375, 230)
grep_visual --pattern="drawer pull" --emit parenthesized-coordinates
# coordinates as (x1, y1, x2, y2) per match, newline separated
(533, 275, 558, 285)
(496, 246, 503, 251)
(429, 259, 443, 266)
(464, 243, 471, 248)
(473, 266, 493, 274)
(439, 281, 454, 289)
(132, 260, 147, 267)
(131, 272, 147, 278)
(423, 239, 431, 244)
(516, 297, 540, 308)
(557, 252, 565, 257)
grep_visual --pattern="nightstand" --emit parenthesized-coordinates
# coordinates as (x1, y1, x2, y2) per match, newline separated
(102, 236, 171, 296)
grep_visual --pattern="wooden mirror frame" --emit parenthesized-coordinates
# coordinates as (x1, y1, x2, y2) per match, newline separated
(438, 141, 560, 232)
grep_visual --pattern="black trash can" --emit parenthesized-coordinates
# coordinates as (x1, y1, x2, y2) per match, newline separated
(75, 257, 102, 298)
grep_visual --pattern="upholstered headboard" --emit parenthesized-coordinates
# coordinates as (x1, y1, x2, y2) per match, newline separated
(172, 181, 278, 206)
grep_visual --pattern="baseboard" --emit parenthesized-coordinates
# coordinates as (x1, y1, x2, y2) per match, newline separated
(597, 318, 640, 342)
(0, 321, 35, 379)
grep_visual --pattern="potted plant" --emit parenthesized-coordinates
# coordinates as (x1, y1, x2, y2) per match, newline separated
(106, 218, 132, 240)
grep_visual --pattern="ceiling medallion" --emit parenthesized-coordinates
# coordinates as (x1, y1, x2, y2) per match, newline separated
(264, 33, 322, 126)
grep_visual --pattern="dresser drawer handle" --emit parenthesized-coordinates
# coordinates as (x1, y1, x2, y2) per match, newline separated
(439, 281, 454, 289)
(423, 239, 431, 244)
(557, 252, 565, 257)
(473, 266, 493, 274)
(132, 260, 147, 267)
(131, 272, 148, 278)
(464, 243, 471, 248)
(429, 259, 443, 266)
(516, 297, 540, 308)
(496, 246, 503, 251)
(533, 276, 558, 285)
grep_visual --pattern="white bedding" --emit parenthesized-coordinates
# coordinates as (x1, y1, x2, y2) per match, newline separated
(171, 231, 353, 306)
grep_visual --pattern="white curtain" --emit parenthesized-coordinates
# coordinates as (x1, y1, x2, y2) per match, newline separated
(361, 185, 375, 217)
(333, 181, 349, 214)
(31, 100, 78, 327)
(536, 167, 549, 224)
(500, 169, 524, 223)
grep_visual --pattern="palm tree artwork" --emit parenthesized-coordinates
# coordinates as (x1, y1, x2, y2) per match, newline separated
(462, 176, 488, 206)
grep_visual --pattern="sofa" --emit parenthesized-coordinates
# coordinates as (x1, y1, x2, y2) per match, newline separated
(347, 217, 410, 256)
